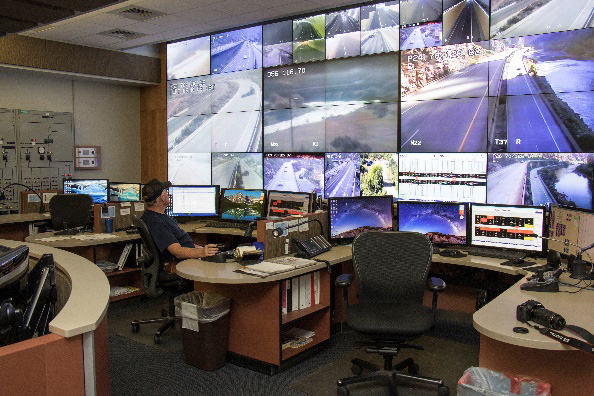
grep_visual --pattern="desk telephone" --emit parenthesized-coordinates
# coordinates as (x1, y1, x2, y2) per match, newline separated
(292, 235, 332, 258)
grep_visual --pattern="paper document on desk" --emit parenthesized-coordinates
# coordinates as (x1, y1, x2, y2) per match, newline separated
(72, 234, 117, 240)
(268, 256, 317, 268)
(247, 261, 295, 274)
(38, 236, 73, 242)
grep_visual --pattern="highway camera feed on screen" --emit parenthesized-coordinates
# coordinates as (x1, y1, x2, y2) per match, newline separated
(360, 153, 399, 199)
(210, 26, 262, 74)
(361, 1, 400, 55)
(325, 153, 361, 198)
(443, 0, 490, 45)
(263, 20, 293, 67)
(487, 153, 594, 210)
(488, 28, 594, 153)
(293, 14, 326, 63)
(400, 22, 443, 50)
(264, 153, 324, 195)
(490, 0, 594, 40)
(398, 202, 467, 245)
(168, 153, 211, 185)
(211, 153, 263, 189)
(399, 153, 488, 202)
(166, 36, 210, 80)
(326, 8, 361, 59)
(109, 183, 140, 202)
(400, 0, 443, 25)
(401, 42, 490, 152)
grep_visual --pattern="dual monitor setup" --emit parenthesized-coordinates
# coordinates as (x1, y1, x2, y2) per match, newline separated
(63, 179, 141, 204)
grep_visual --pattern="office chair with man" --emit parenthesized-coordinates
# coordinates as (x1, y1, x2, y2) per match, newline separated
(335, 231, 449, 396)
(130, 214, 191, 344)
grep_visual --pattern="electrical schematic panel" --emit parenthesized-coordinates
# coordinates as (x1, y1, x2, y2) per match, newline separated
(0, 109, 18, 213)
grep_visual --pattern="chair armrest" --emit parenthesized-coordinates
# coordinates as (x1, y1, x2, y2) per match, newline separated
(335, 274, 353, 309)
(428, 277, 446, 293)
(335, 274, 353, 288)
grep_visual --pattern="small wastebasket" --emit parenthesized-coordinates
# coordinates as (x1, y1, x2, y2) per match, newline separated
(458, 367, 551, 396)
(174, 291, 231, 370)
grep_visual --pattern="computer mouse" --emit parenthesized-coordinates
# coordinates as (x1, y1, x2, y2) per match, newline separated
(512, 258, 525, 265)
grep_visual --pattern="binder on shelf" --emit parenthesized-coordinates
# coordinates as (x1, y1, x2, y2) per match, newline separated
(291, 277, 299, 312)
(310, 272, 315, 307)
(286, 279, 292, 313)
(117, 243, 134, 270)
(281, 280, 287, 314)
(299, 274, 311, 309)
(314, 271, 320, 305)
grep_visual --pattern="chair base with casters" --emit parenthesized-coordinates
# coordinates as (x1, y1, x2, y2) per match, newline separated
(336, 341, 449, 396)
(130, 293, 180, 344)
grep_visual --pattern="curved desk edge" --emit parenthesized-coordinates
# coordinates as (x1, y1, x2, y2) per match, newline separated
(473, 273, 593, 351)
(0, 213, 50, 224)
(1, 239, 110, 338)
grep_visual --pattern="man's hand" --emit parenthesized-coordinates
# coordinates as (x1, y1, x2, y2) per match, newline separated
(200, 244, 219, 257)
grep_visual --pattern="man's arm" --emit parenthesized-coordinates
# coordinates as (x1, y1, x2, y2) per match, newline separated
(167, 243, 219, 259)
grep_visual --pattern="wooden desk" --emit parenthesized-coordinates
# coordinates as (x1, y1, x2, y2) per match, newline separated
(473, 273, 594, 395)
(26, 231, 143, 302)
(176, 246, 352, 373)
(0, 213, 51, 241)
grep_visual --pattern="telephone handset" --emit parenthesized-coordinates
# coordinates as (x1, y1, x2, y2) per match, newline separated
(292, 235, 332, 258)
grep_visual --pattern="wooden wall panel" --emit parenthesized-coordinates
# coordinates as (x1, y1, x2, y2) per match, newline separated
(0, 35, 160, 83)
(140, 43, 167, 183)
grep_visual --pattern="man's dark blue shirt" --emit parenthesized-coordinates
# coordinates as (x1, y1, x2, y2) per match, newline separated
(141, 209, 194, 262)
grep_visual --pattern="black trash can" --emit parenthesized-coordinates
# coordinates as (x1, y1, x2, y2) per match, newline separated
(175, 291, 231, 370)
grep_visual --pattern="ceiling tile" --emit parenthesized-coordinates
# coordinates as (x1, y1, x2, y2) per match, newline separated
(145, 13, 198, 28)
(68, 34, 124, 47)
(120, 21, 168, 34)
(77, 13, 133, 28)
(209, 0, 271, 16)
(178, 6, 228, 21)
(134, 0, 219, 14)
(270, 0, 325, 18)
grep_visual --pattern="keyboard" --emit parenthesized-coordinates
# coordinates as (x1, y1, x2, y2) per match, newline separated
(465, 246, 526, 261)
(204, 221, 249, 230)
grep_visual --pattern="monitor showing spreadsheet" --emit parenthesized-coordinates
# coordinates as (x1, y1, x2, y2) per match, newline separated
(167, 185, 218, 217)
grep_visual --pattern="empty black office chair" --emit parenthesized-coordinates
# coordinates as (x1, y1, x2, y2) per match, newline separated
(335, 231, 448, 396)
(130, 214, 191, 344)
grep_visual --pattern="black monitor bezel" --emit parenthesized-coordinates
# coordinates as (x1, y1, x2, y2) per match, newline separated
(469, 203, 547, 254)
(107, 181, 141, 203)
(63, 178, 109, 204)
(167, 185, 220, 217)
(219, 188, 267, 222)
(266, 190, 314, 217)
(397, 200, 469, 247)
(328, 195, 395, 243)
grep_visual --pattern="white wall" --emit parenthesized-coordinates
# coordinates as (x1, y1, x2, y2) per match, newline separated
(0, 68, 141, 182)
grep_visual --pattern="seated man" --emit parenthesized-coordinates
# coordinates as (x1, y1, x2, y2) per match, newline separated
(141, 179, 218, 261)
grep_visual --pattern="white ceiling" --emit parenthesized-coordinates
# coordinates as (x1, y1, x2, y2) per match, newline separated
(19, 0, 363, 52)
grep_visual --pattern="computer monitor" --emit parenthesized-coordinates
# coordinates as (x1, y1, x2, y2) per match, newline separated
(398, 202, 467, 246)
(329, 196, 394, 241)
(220, 189, 266, 221)
(63, 179, 108, 204)
(0, 245, 29, 303)
(108, 182, 141, 202)
(167, 185, 219, 217)
(470, 204, 546, 253)
(267, 190, 313, 217)
(548, 205, 594, 256)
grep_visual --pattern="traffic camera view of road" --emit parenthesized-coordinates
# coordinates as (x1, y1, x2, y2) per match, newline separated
(400, 0, 443, 25)
(325, 153, 361, 198)
(211, 26, 262, 74)
(167, 36, 210, 80)
(491, 0, 594, 39)
(443, 0, 490, 45)
(293, 15, 326, 63)
(264, 154, 324, 195)
(326, 8, 361, 59)
(168, 153, 211, 185)
(400, 42, 490, 152)
(487, 153, 594, 209)
(488, 28, 594, 152)
(361, 1, 400, 55)
(212, 153, 263, 189)
(400, 22, 442, 50)
(263, 20, 293, 67)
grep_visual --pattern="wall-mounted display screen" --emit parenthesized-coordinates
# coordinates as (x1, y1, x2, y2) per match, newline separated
(399, 153, 487, 202)
(263, 20, 293, 67)
(443, 0, 489, 45)
(264, 153, 324, 195)
(487, 153, 594, 209)
(63, 179, 108, 204)
(211, 152, 263, 189)
(210, 26, 262, 74)
(166, 36, 210, 80)
(361, 1, 400, 55)
(400, 21, 443, 50)
(168, 153, 211, 186)
(360, 153, 399, 199)
(325, 153, 361, 198)
(400, 0, 443, 25)
(399, 201, 467, 245)
(470, 203, 545, 252)
(293, 14, 326, 63)
(490, 0, 594, 40)
(329, 196, 394, 239)
(326, 7, 361, 59)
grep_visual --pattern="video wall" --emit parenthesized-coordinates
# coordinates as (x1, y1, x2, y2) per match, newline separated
(166, 0, 594, 209)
